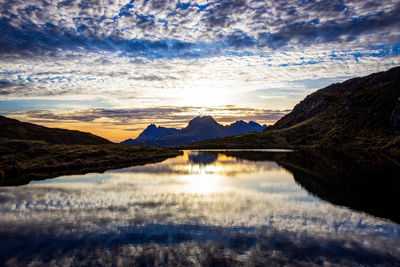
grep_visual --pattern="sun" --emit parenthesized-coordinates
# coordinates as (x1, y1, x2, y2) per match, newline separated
(177, 87, 232, 107)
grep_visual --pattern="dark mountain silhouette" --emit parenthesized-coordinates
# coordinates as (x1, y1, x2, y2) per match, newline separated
(0, 115, 111, 145)
(228, 120, 267, 135)
(122, 116, 267, 147)
(185, 66, 400, 155)
(133, 124, 181, 142)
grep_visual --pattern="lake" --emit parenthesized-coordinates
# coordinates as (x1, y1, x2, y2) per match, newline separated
(0, 150, 399, 266)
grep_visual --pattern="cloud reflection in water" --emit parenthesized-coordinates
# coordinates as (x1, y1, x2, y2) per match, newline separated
(0, 150, 399, 265)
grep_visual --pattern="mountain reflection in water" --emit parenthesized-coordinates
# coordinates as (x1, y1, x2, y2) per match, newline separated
(0, 150, 399, 266)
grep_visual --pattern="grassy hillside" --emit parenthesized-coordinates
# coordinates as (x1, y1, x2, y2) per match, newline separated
(0, 139, 182, 186)
(0, 116, 182, 186)
(0, 116, 111, 145)
(185, 66, 400, 155)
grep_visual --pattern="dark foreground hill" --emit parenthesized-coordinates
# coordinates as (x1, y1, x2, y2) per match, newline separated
(0, 115, 111, 145)
(0, 116, 182, 185)
(122, 116, 266, 147)
(185, 66, 400, 155)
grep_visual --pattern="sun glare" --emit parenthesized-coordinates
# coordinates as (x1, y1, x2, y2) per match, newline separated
(180, 174, 223, 194)
(179, 160, 225, 194)
(177, 86, 234, 107)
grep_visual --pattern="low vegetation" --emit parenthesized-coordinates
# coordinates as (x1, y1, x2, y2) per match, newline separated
(0, 139, 182, 186)
(185, 66, 400, 156)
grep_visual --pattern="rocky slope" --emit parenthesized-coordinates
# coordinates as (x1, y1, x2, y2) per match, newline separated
(185, 66, 400, 155)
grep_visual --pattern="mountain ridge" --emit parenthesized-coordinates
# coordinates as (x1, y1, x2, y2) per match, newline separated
(184, 66, 400, 156)
(122, 116, 267, 147)
(0, 115, 111, 145)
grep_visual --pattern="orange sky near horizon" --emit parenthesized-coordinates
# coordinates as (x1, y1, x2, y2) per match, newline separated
(1, 0, 400, 144)
(7, 114, 273, 142)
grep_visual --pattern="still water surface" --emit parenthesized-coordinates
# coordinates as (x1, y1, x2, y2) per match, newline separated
(0, 150, 399, 266)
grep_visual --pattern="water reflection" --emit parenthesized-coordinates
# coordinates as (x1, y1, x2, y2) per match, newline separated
(217, 150, 400, 223)
(0, 150, 399, 266)
(188, 151, 218, 165)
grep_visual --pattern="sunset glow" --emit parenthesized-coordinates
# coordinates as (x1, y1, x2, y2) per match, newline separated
(1, 1, 400, 141)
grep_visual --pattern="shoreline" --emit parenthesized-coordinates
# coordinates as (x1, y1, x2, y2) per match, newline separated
(0, 140, 182, 186)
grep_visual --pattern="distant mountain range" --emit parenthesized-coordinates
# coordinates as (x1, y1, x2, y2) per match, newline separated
(0, 115, 111, 145)
(122, 116, 267, 147)
(185, 66, 400, 155)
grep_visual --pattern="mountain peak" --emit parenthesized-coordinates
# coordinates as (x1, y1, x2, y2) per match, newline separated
(187, 116, 219, 128)
(147, 123, 157, 129)
(231, 120, 246, 126)
(122, 115, 267, 147)
(136, 123, 180, 140)
(190, 115, 217, 122)
(141, 123, 158, 134)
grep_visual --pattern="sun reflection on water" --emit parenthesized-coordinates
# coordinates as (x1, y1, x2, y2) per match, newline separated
(1, 150, 400, 265)
(180, 174, 223, 194)
(180, 152, 226, 194)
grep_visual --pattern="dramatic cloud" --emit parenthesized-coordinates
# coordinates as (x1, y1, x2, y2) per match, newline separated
(0, 0, 399, 57)
(0, 0, 399, 140)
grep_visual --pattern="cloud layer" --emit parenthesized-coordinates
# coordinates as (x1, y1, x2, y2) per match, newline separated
(1, 0, 399, 57)
(0, 0, 400, 139)
(22, 105, 289, 129)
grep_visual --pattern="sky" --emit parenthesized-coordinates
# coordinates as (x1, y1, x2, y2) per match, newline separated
(0, 0, 399, 141)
